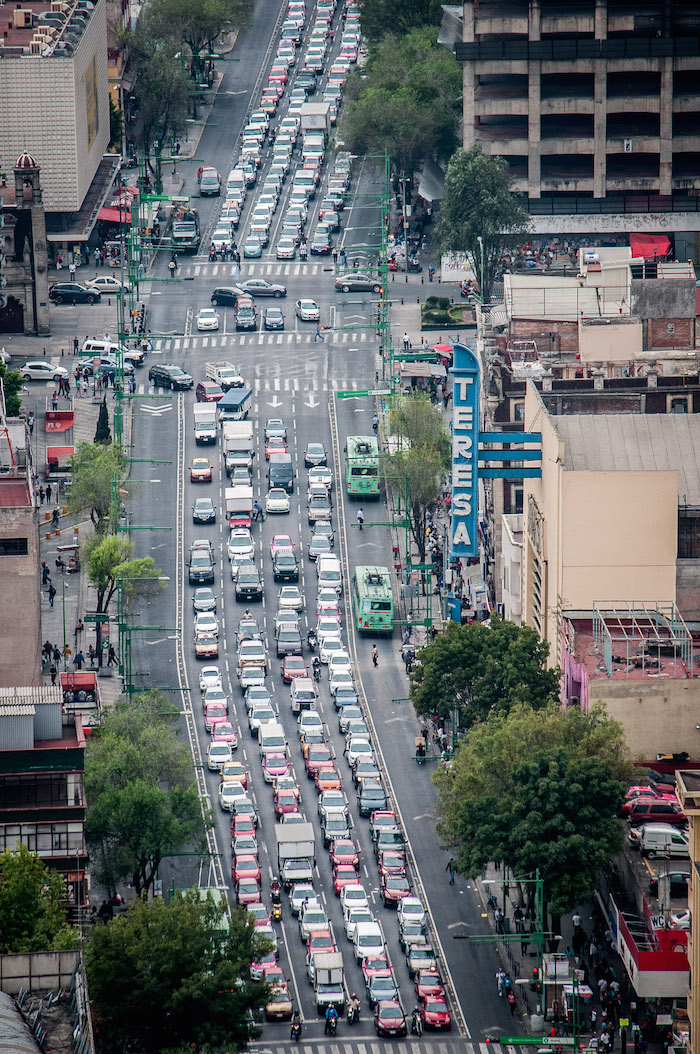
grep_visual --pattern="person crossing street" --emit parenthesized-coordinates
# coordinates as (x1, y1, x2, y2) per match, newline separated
(357, 508, 364, 530)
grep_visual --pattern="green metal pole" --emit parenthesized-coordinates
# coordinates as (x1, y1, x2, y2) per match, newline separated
(62, 577, 67, 669)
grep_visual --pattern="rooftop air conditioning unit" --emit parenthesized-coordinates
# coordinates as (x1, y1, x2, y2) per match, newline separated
(29, 38, 45, 53)
(50, 1, 68, 10)
(13, 8, 34, 27)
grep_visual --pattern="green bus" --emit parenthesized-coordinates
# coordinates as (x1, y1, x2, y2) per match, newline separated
(352, 565, 394, 635)
(345, 435, 380, 499)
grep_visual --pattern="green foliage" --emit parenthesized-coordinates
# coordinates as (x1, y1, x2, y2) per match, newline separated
(433, 703, 632, 914)
(434, 144, 531, 297)
(86, 893, 270, 1053)
(358, 0, 443, 43)
(0, 845, 78, 953)
(341, 27, 461, 172)
(84, 534, 164, 616)
(93, 396, 112, 445)
(68, 441, 124, 531)
(121, 17, 194, 155)
(149, 0, 252, 84)
(0, 363, 23, 418)
(108, 95, 124, 152)
(410, 613, 560, 723)
(85, 694, 208, 896)
(385, 393, 450, 562)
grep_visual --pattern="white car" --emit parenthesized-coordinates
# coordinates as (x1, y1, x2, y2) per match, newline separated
(197, 308, 220, 331)
(398, 897, 426, 929)
(341, 883, 370, 917)
(194, 612, 219, 637)
(317, 616, 342, 641)
(309, 466, 333, 489)
(199, 665, 222, 694)
(278, 586, 304, 612)
(266, 488, 291, 514)
(329, 670, 355, 695)
(218, 781, 247, 811)
(228, 528, 255, 562)
(202, 685, 229, 712)
(299, 904, 330, 942)
(345, 737, 373, 766)
(345, 906, 375, 941)
(85, 275, 130, 294)
(20, 360, 69, 382)
(298, 710, 323, 734)
(670, 909, 691, 930)
(295, 299, 320, 322)
(238, 639, 267, 667)
(207, 741, 232, 770)
(320, 636, 344, 663)
(329, 652, 352, 678)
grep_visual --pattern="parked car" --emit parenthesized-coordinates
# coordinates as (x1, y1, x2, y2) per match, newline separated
(49, 282, 101, 304)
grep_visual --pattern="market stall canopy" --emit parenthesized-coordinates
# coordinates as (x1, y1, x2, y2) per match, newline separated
(629, 233, 671, 259)
(400, 362, 447, 379)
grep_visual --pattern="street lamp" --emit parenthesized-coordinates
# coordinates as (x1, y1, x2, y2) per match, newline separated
(476, 235, 484, 298)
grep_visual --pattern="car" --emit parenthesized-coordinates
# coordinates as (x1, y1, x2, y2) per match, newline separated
(374, 1000, 406, 1037)
(628, 800, 686, 827)
(264, 307, 285, 330)
(289, 884, 318, 917)
(265, 418, 288, 440)
(275, 790, 300, 818)
(228, 528, 255, 562)
(190, 457, 213, 482)
(218, 781, 246, 811)
(85, 274, 130, 294)
(305, 934, 336, 980)
(335, 688, 359, 712)
(243, 234, 263, 258)
(194, 633, 218, 658)
(400, 921, 429, 951)
(335, 272, 382, 294)
(235, 566, 263, 602)
(368, 973, 399, 1008)
(341, 883, 370, 916)
(265, 436, 287, 460)
(199, 167, 221, 195)
(266, 488, 291, 514)
(309, 466, 333, 490)
(310, 232, 332, 255)
(299, 904, 330, 943)
(213, 720, 237, 746)
(421, 997, 452, 1030)
(415, 970, 446, 1001)
(235, 300, 257, 330)
(648, 870, 690, 897)
(363, 955, 392, 987)
(236, 878, 261, 905)
(376, 830, 406, 856)
(276, 236, 297, 260)
(236, 278, 287, 298)
(249, 704, 276, 736)
(210, 287, 245, 307)
(281, 655, 307, 683)
(273, 551, 299, 583)
(262, 752, 291, 783)
(195, 613, 219, 640)
(406, 944, 438, 978)
(295, 298, 320, 321)
(669, 908, 691, 930)
(319, 789, 348, 819)
(221, 761, 248, 788)
(49, 282, 101, 304)
(199, 664, 222, 693)
(204, 704, 226, 733)
(76, 355, 134, 378)
(331, 837, 360, 868)
(307, 534, 332, 561)
(379, 851, 407, 878)
(359, 781, 388, 818)
(265, 979, 294, 1020)
(193, 587, 217, 613)
(207, 741, 232, 770)
(398, 896, 426, 928)
(278, 585, 304, 611)
(20, 361, 70, 382)
(333, 864, 359, 895)
(197, 308, 220, 331)
(305, 743, 334, 779)
(191, 497, 216, 522)
(195, 380, 224, 402)
(381, 873, 412, 907)
(304, 442, 327, 467)
(149, 364, 194, 390)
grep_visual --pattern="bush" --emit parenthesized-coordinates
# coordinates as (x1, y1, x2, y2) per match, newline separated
(423, 296, 450, 311)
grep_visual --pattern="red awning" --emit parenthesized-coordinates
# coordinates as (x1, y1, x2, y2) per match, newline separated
(46, 445, 74, 464)
(629, 233, 671, 259)
(98, 206, 132, 224)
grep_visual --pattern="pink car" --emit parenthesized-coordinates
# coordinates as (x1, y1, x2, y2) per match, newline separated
(262, 751, 290, 782)
(212, 722, 238, 747)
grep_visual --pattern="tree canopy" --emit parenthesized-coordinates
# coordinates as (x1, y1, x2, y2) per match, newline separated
(150, 0, 251, 83)
(341, 27, 461, 173)
(385, 393, 450, 562)
(0, 364, 23, 418)
(358, 0, 443, 43)
(85, 694, 208, 896)
(434, 144, 531, 297)
(410, 613, 560, 723)
(86, 893, 270, 1054)
(68, 441, 124, 532)
(434, 703, 632, 916)
(0, 845, 77, 953)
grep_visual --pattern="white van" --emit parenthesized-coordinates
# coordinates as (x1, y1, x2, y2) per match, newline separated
(226, 168, 246, 196)
(317, 554, 342, 594)
(259, 721, 287, 758)
(81, 337, 144, 368)
(291, 677, 317, 714)
(636, 823, 689, 859)
(353, 921, 384, 961)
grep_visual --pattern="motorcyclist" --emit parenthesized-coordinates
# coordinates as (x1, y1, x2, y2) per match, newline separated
(347, 993, 360, 1022)
(270, 877, 281, 903)
(300, 242, 308, 260)
(411, 1007, 422, 1035)
(312, 656, 322, 682)
(324, 1003, 339, 1034)
(290, 1011, 302, 1041)
(307, 628, 317, 649)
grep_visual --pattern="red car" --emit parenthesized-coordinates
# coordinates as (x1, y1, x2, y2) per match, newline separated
(374, 1000, 407, 1038)
(262, 752, 290, 782)
(622, 791, 678, 815)
(315, 765, 342, 792)
(381, 873, 412, 907)
(415, 971, 446, 1001)
(306, 931, 335, 959)
(281, 655, 308, 684)
(330, 838, 360, 868)
(379, 851, 407, 878)
(305, 743, 333, 778)
(275, 790, 300, 818)
(265, 436, 287, 460)
(232, 855, 261, 884)
(362, 955, 392, 987)
(232, 816, 256, 838)
(236, 877, 261, 905)
(195, 380, 224, 402)
(333, 864, 359, 895)
(421, 997, 452, 1030)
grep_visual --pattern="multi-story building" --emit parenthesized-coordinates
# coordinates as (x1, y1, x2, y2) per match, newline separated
(442, 1, 700, 254)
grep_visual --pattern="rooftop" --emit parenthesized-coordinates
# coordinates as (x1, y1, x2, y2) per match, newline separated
(0, 479, 32, 508)
(0, 0, 99, 55)
(565, 613, 697, 682)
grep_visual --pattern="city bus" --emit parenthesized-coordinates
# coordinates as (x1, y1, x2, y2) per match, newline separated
(345, 435, 380, 499)
(352, 566, 394, 635)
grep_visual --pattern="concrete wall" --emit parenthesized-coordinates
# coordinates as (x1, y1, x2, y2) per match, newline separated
(647, 317, 695, 350)
(677, 560, 700, 622)
(578, 317, 642, 363)
(0, 950, 78, 995)
(594, 679, 700, 759)
(630, 279, 696, 321)
(0, 505, 41, 688)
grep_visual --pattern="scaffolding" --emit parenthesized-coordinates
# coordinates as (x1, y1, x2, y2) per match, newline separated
(592, 601, 693, 679)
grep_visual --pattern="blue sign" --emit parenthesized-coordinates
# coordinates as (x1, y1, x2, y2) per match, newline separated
(450, 343, 480, 560)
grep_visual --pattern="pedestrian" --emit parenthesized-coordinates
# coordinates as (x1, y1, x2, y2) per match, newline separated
(94, 246, 100, 266)
(43, 639, 52, 662)
(402, 332, 410, 350)
(572, 911, 582, 933)
(74, 618, 84, 639)
(51, 390, 58, 410)
(48, 584, 56, 607)
(107, 645, 117, 667)
(39, 485, 45, 505)
(590, 1009, 598, 1032)
(49, 663, 57, 685)
(507, 990, 517, 1016)
(73, 337, 79, 355)
(357, 508, 364, 530)
(88, 644, 96, 667)
(69, 261, 76, 278)
(52, 507, 60, 528)
(74, 650, 84, 670)
(41, 561, 50, 585)
(28, 411, 35, 435)
(52, 644, 61, 663)
(99, 248, 105, 266)
(496, 968, 506, 996)
(314, 323, 324, 342)
(46, 482, 53, 503)
(446, 859, 455, 885)
(494, 907, 504, 932)
(65, 379, 70, 397)
(372, 414, 379, 435)
(371, 645, 378, 667)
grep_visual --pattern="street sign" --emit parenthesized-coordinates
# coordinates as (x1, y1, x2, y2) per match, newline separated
(336, 388, 391, 399)
(496, 1038, 575, 1046)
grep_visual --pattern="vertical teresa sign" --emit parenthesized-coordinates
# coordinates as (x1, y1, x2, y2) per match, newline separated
(450, 343, 480, 560)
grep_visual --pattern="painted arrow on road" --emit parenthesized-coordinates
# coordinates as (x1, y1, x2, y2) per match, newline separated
(304, 395, 319, 408)
(267, 395, 283, 408)
(141, 404, 172, 415)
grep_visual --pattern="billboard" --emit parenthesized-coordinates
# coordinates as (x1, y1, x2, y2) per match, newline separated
(449, 343, 480, 560)
(440, 252, 476, 284)
(85, 53, 99, 151)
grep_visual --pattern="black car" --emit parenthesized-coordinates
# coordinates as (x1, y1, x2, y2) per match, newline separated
(235, 567, 263, 601)
(358, 780, 388, 817)
(149, 363, 193, 390)
(310, 234, 331, 255)
(235, 306, 257, 331)
(335, 273, 382, 294)
(296, 72, 317, 94)
(188, 550, 215, 585)
(49, 282, 101, 305)
(272, 551, 299, 582)
(648, 871, 690, 897)
(264, 307, 285, 330)
(193, 498, 216, 524)
(304, 442, 327, 467)
(211, 287, 241, 307)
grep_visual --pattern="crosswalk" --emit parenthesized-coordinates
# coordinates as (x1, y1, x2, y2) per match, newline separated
(184, 261, 333, 279)
(249, 1040, 522, 1054)
(132, 375, 361, 396)
(152, 330, 371, 352)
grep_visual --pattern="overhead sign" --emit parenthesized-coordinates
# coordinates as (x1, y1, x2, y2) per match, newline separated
(336, 389, 391, 399)
(449, 342, 480, 561)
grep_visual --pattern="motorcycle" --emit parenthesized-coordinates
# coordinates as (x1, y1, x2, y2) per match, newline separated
(312, 660, 321, 684)
(411, 1011, 423, 1037)
(347, 1003, 360, 1025)
(326, 1015, 337, 1036)
(272, 901, 282, 922)
(290, 1020, 302, 1042)
(209, 246, 216, 261)
(307, 629, 317, 651)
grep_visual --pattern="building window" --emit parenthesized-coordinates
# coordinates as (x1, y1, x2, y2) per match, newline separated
(678, 511, 700, 559)
(667, 323, 675, 335)
(513, 401, 525, 423)
(670, 396, 689, 414)
(0, 538, 28, 556)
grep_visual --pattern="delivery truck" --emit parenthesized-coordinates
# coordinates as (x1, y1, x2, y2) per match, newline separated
(205, 360, 245, 390)
(218, 387, 252, 423)
(313, 952, 345, 1014)
(193, 404, 217, 445)
(222, 420, 254, 474)
(275, 822, 315, 889)
(300, 102, 331, 137)
(225, 485, 253, 528)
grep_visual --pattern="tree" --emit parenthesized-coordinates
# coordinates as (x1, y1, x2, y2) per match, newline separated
(94, 396, 112, 445)
(410, 614, 560, 723)
(434, 144, 531, 298)
(108, 95, 124, 152)
(358, 0, 443, 43)
(433, 703, 633, 918)
(341, 27, 461, 173)
(86, 893, 270, 1054)
(85, 694, 208, 896)
(150, 0, 252, 95)
(0, 845, 77, 953)
(68, 441, 124, 532)
(384, 393, 450, 562)
(0, 363, 23, 418)
(83, 534, 164, 660)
